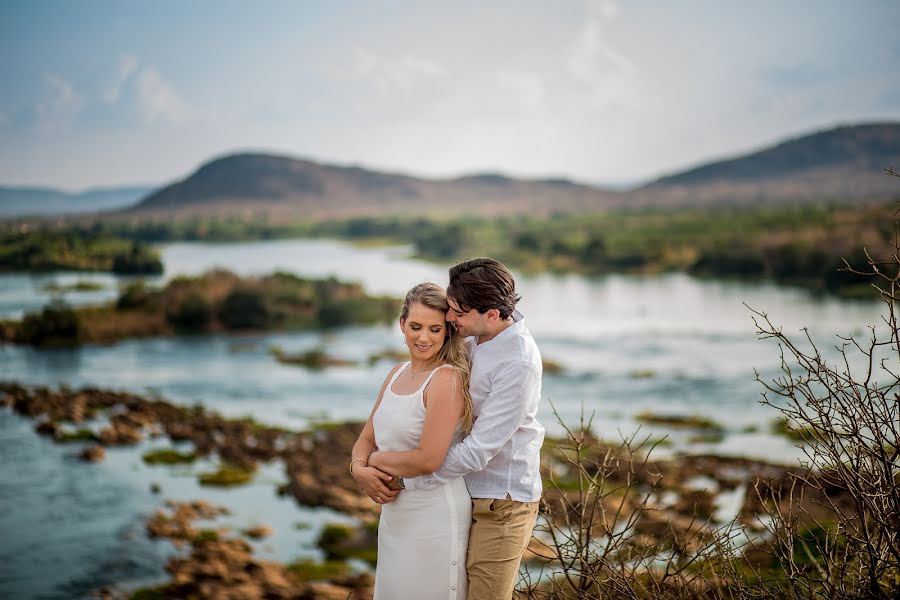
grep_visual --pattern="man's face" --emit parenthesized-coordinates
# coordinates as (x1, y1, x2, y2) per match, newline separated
(446, 296, 489, 339)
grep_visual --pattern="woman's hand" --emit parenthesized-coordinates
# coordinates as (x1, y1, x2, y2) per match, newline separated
(352, 464, 399, 504)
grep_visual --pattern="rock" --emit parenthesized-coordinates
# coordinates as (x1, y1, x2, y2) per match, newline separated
(98, 422, 143, 445)
(67, 393, 89, 422)
(80, 445, 106, 462)
(150, 483, 162, 494)
(243, 525, 273, 539)
(35, 420, 60, 436)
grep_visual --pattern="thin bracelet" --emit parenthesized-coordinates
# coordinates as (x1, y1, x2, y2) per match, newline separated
(349, 457, 367, 475)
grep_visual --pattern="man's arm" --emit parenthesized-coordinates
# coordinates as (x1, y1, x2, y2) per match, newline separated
(409, 361, 540, 488)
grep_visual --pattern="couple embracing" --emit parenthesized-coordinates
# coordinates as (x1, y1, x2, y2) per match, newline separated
(350, 257, 544, 600)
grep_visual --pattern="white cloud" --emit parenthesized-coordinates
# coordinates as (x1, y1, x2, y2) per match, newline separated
(102, 54, 139, 104)
(134, 64, 189, 123)
(354, 50, 448, 97)
(35, 74, 85, 132)
(564, 0, 640, 108)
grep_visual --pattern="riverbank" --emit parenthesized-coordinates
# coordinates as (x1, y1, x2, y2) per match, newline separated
(6, 200, 891, 299)
(0, 228, 163, 274)
(1, 382, 856, 598)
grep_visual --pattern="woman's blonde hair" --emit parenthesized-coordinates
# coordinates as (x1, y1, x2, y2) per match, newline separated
(400, 282, 473, 435)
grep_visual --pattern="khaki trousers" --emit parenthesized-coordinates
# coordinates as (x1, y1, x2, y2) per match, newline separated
(466, 497, 539, 600)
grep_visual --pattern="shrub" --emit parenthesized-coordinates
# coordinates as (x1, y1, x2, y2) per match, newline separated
(116, 280, 152, 310)
(166, 294, 211, 331)
(220, 288, 269, 329)
(18, 300, 83, 347)
(111, 243, 163, 275)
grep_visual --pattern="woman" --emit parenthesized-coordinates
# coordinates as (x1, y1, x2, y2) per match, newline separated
(350, 282, 473, 600)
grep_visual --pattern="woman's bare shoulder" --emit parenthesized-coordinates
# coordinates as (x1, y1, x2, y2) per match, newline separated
(427, 365, 463, 390)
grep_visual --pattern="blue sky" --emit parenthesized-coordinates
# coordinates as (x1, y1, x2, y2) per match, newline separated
(2, 1, 899, 190)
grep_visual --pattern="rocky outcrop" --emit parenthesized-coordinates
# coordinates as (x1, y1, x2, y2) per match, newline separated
(0, 382, 375, 518)
(141, 500, 373, 600)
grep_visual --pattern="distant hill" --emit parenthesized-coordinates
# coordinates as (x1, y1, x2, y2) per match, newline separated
(18, 122, 900, 224)
(0, 185, 155, 218)
(633, 122, 900, 207)
(127, 154, 619, 220)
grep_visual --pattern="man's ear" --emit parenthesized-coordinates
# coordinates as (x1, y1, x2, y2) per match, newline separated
(485, 308, 500, 322)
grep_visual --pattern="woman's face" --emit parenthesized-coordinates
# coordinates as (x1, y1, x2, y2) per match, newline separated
(400, 302, 448, 363)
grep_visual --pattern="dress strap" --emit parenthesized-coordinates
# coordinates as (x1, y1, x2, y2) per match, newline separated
(418, 364, 454, 392)
(388, 361, 411, 388)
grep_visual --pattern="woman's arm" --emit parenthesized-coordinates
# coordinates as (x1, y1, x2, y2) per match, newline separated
(350, 364, 402, 503)
(368, 368, 464, 478)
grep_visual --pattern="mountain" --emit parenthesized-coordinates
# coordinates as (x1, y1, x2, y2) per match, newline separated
(632, 123, 900, 207)
(0, 185, 155, 218)
(22, 122, 900, 223)
(128, 154, 620, 220)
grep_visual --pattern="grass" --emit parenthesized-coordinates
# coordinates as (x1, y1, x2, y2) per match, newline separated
(191, 529, 220, 543)
(270, 345, 357, 369)
(42, 280, 106, 293)
(687, 431, 727, 444)
(636, 411, 724, 431)
(285, 559, 350, 582)
(55, 428, 96, 443)
(629, 369, 656, 379)
(771, 417, 827, 442)
(316, 523, 378, 566)
(198, 464, 255, 487)
(129, 586, 172, 600)
(142, 448, 198, 465)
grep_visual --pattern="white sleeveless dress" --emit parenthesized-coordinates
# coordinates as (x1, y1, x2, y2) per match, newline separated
(372, 362, 471, 600)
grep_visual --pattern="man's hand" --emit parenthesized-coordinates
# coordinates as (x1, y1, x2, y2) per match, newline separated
(352, 464, 399, 505)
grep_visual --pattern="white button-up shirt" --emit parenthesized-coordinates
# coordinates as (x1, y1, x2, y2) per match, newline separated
(406, 313, 544, 502)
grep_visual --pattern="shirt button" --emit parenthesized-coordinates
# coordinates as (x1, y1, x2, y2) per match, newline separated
(451, 586, 456, 590)
(452, 561, 457, 565)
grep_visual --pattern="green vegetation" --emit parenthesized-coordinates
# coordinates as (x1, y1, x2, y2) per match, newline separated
(129, 586, 172, 600)
(74, 200, 890, 296)
(285, 559, 350, 582)
(366, 347, 408, 365)
(166, 293, 211, 332)
(316, 522, 378, 566)
(8, 199, 889, 296)
(197, 464, 255, 487)
(771, 417, 827, 442)
(628, 368, 656, 379)
(687, 431, 726, 444)
(0, 228, 162, 274)
(15, 299, 83, 347)
(191, 529, 220, 543)
(635, 411, 724, 431)
(270, 345, 356, 369)
(2, 270, 400, 346)
(55, 428, 96, 443)
(142, 448, 198, 464)
(41, 280, 105, 293)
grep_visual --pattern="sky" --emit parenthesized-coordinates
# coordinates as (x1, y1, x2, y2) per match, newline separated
(1, 1, 899, 191)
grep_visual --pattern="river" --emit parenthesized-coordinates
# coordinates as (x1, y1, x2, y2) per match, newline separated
(0, 239, 883, 598)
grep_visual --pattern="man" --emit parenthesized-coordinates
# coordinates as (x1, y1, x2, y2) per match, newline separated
(368, 257, 545, 599)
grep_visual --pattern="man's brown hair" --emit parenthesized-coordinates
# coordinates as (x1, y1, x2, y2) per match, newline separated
(447, 257, 520, 319)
